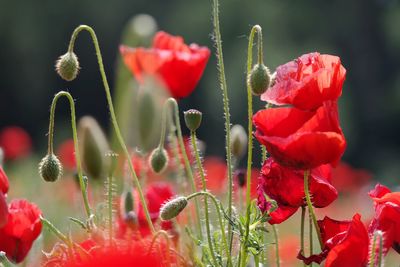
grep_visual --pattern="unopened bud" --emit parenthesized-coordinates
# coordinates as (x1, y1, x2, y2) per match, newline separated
(55, 52, 80, 81)
(249, 63, 271, 96)
(78, 116, 109, 179)
(230, 125, 247, 159)
(122, 190, 134, 214)
(184, 109, 202, 132)
(160, 196, 188, 221)
(149, 148, 168, 174)
(39, 154, 63, 182)
(235, 169, 246, 188)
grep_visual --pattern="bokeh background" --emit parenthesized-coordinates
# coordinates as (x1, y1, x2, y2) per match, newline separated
(2, 0, 400, 185)
(1, 0, 400, 265)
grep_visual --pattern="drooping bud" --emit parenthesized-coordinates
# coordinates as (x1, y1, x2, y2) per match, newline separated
(149, 148, 168, 174)
(184, 109, 202, 132)
(230, 124, 247, 159)
(38, 154, 63, 182)
(159, 196, 188, 221)
(55, 52, 80, 81)
(78, 116, 109, 179)
(249, 63, 271, 96)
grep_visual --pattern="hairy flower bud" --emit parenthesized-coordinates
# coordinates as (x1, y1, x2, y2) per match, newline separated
(184, 109, 202, 132)
(78, 116, 109, 179)
(149, 148, 168, 174)
(159, 196, 188, 221)
(249, 63, 271, 96)
(39, 154, 63, 182)
(55, 52, 80, 81)
(230, 124, 247, 159)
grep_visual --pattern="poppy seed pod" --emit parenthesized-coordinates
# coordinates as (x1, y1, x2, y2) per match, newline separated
(78, 116, 109, 179)
(38, 154, 63, 182)
(159, 196, 188, 221)
(230, 124, 247, 159)
(249, 63, 271, 96)
(55, 52, 80, 81)
(184, 109, 202, 132)
(149, 148, 168, 174)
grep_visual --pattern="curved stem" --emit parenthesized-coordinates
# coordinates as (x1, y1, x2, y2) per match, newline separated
(240, 24, 263, 267)
(49, 91, 91, 218)
(272, 225, 280, 267)
(187, 191, 230, 265)
(309, 210, 313, 267)
(167, 98, 203, 240)
(148, 230, 171, 267)
(190, 131, 218, 266)
(211, 0, 233, 241)
(66, 25, 154, 233)
(304, 170, 323, 248)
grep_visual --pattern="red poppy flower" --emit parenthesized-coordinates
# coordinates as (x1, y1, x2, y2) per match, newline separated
(0, 126, 32, 160)
(298, 214, 369, 266)
(368, 183, 400, 254)
(202, 157, 227, 194)
(253, 101, 346, 169)
(57, 139, 76, 171)
(0, 199, 42, 263)
(120, 31, 211, 99)
(257, 158, 337, 224)
(331, 162, 372, 193)
(261, 52, 346, 111)
(49, 238, 176, 267)
(117, 182, 175, 237)
(0, 167, 10, 227)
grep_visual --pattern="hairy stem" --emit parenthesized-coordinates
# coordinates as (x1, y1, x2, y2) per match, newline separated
(67, 25, 154, 233)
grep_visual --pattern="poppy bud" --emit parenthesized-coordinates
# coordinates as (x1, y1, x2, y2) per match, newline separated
(55, 52, 80, 81)
(124, 210, 139, 229)
(78, 116, 109, 179)
(38, 154, 63, 182)
(160, 196, 188, 221)
(149, 148, 168, 174)
(122, 190, 134, 214)
(235, 169, 246, 188)
(184, 109, 202, 132)
(249, 63, 271, 96)
(230, 124, 247, 159)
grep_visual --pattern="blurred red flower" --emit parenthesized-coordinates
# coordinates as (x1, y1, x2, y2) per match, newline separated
(253, 101, 346, 169)
(0, 167, 9, 227)
(0, 126, 32, 160)
(257, 158, 337, 224)
(299, 214, 369, 266)
(203, 157, 227, 194)
(331, 162, 372, 193)
(233, 168, 259, 199)
(57, 139, 76, 171)
(261, 52, 346, 111)
(0, 199, 42, 263)
(368, 183, 400, 254)
(120, 31, 210, 98)
(51, 238, 176, 267)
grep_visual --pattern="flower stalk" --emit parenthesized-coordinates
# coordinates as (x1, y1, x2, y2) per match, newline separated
(65, 25, 154, 233)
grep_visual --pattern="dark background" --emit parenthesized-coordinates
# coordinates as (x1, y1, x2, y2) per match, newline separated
(1, 0, 400, 184)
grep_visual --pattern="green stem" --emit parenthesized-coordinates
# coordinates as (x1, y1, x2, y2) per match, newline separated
(303, 170, 323, 249)
(148, 230, 171, 267)
(41, 216, 70, 245)
(187, 191, 230, 266)
(240, 24, 263, 267)
(158, 100, 169, 149)
(301, 206, 306, 267)
(370, 231, 383, 267)
(48, 91, 91, 218)
(107, 173, 113, 245)
(167, 98, 203, 240)
(309, 209, 313, 267)
(66, 25, 154, 233)
(211, 0, 233, 241)
(190, 131, 218, 266)
(0, 252, 14, 267)
(272, 225, 280, 267)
